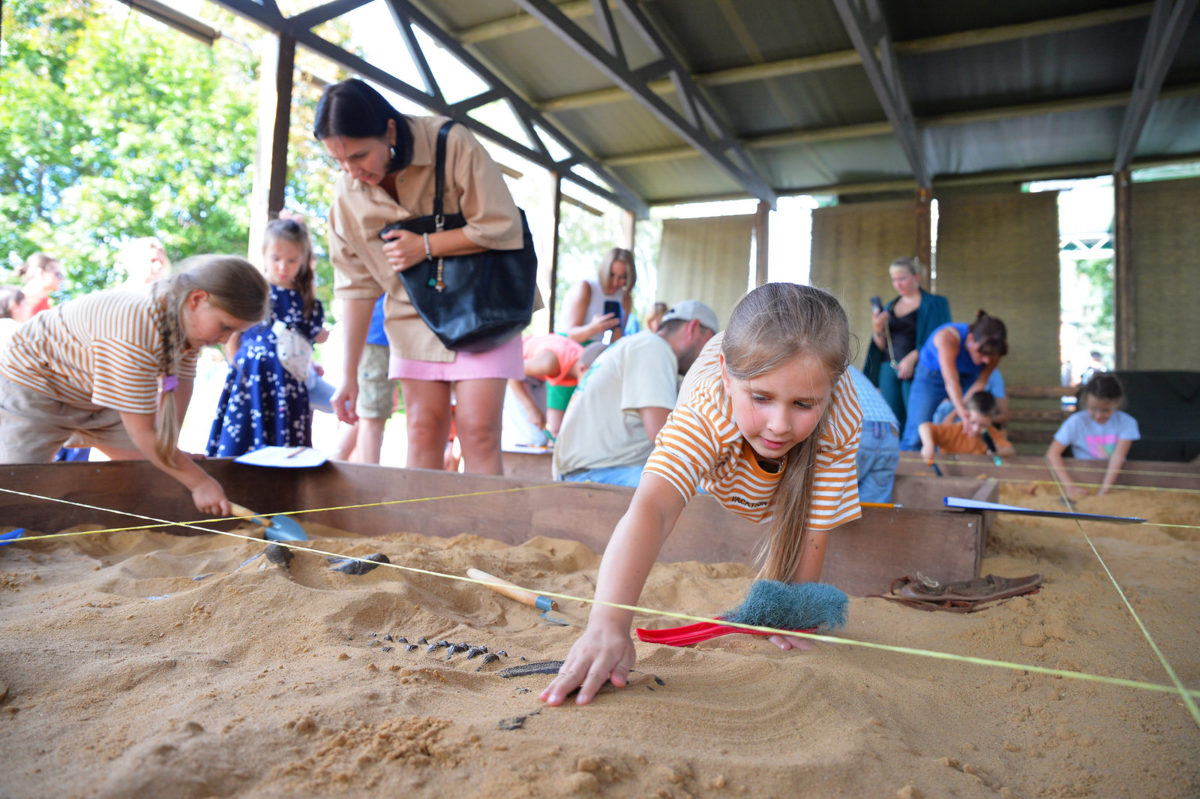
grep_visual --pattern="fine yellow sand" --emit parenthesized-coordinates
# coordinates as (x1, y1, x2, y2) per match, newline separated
(1, 482, 1197, 798)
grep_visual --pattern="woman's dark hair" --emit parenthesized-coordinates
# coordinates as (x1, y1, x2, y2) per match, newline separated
(968, 310, 1008, 357)
(313, 78, 412, 173)
(1082, 372, 1124, 402)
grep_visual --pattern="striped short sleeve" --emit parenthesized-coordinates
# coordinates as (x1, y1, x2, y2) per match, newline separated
(809, 372, 863, 531)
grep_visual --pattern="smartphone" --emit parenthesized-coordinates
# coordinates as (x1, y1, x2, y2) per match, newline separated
(602, 300, 623, 344)
(869, 296, 884, 314)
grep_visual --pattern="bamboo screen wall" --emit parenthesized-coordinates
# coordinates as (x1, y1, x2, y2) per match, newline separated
(935, 192, 1061, 388)
(656, 215, 755, 330)
(1131, 176, 1200, 370)
(810, 199, 922, 366)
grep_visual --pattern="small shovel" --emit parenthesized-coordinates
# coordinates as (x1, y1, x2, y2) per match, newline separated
(468, 567, 569, 625)
(230, 503, 308, 542)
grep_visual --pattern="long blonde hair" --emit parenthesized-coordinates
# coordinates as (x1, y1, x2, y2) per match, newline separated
(721, 283, 851, 581)
(150, 255, 269, 464)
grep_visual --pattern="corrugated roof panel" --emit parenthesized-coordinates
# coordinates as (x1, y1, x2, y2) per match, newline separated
(644, 0, 852, 71)
(883, 0, 1140, 41)
(923, 108, 1127, 176)
(470, 27, 620, 100)
(707, 68, 886, 133)
(902, 21, 1151, 112)
(610, 157, 744, 205)
(549, 102, 685, 159)
(757, 134, 916, 191)
(1137, 95, 1200, 158)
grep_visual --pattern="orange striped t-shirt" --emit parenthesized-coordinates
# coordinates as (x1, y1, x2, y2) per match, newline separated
(0, 291, 198, 415)
(645, 341, 862, 530)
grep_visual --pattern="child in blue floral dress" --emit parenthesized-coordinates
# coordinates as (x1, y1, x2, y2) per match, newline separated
(207, 218, 326, 456)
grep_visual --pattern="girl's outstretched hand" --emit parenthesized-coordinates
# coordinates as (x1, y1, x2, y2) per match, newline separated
(767, 633, 817, 651)
(540, 620, 636, 706)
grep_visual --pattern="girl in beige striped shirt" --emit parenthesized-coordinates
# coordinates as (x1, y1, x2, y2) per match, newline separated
(0, 255, 269, 516)
(543, 283, 862, 707)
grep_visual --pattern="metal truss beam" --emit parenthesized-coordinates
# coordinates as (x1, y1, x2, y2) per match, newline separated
(510, 0, 778, 208)
(1114, 0, 1199, 171)
(206, 0, 649, 217)
(833, 0, 929, 188)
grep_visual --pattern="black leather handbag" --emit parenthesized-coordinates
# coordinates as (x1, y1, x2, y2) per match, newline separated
(380, 120, 538, 352)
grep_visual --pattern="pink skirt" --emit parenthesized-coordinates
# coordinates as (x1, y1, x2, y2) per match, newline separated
(388, 333, 523, 381)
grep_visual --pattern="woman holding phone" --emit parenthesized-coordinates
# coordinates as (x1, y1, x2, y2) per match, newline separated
(862, 257, 951, 430)
(561, 248, 636, 346)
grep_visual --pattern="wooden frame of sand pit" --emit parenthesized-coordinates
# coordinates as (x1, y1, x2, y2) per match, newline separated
(0, 460, 997, 596)
(897, 451, 1200, 490)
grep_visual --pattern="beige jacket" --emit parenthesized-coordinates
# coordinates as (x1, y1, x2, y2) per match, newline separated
(328, 116, 524, 362)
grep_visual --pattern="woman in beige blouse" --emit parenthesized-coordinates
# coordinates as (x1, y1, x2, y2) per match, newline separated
(315, 79, 527, 475)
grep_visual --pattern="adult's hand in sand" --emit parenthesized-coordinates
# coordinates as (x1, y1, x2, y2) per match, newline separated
(540, 622, 636, 706)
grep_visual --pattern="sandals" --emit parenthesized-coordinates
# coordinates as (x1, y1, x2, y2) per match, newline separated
(878, 573, 1042, 613)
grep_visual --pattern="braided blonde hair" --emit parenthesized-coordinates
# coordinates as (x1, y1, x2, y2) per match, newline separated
(151, 255, 269, 464)
(720, 283, 851, 582)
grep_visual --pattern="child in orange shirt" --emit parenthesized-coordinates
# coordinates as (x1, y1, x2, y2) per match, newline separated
(918, 390, 1015, 462)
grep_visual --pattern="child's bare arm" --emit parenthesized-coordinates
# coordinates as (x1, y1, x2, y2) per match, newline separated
(918, 422, 936, 462)
(119, 411, 229, 515)
(1045, 439, 1086, 499)
(1099, 439, 1134, 494)
(541, 474, 686, 707)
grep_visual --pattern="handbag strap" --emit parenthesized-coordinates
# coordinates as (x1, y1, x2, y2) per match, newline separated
(432, 119, 455, 232)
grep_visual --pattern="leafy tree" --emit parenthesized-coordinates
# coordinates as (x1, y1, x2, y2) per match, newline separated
(0, 0, 339, 306)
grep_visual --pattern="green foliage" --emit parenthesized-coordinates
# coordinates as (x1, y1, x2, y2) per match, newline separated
(1074, 256, 1114, 338)
(0, 1, 339, 311)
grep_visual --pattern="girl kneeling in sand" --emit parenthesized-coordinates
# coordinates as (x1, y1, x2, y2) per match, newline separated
(0, 255, 269, 516)
(542, 283, 863, 706)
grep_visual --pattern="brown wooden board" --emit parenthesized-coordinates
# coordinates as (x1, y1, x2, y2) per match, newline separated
(897, 451, 1200, 490)
(0, 459, 987, 596)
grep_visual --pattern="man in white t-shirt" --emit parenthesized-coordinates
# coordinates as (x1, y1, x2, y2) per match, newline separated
(552, 300, 718, 486)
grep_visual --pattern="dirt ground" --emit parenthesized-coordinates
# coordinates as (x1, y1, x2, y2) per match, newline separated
(1, 480, 1197, 798)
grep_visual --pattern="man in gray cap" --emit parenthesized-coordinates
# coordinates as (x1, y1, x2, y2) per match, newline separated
(553, 300, 719, 486)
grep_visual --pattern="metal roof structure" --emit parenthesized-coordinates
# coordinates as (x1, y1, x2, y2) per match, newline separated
(200, 0, 1200, 216)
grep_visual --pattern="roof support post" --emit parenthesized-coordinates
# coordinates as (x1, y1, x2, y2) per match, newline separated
(547, 174, 565, 335)
(249, 31, 295, 260)
(1113, 0, 1199, 171)
(916, 186, 932, 289)
(833, 0, 930, 188)
(754, 201, 770, 288)
(510, 0, 778, 207)
(1113, 170, 1135, 368)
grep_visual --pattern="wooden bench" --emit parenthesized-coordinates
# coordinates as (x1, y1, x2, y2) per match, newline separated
(1003, 384, 1077, 446)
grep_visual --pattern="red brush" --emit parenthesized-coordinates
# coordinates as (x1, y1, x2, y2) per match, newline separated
(636, 619, 814, 646)
(635, 580, 848, 648)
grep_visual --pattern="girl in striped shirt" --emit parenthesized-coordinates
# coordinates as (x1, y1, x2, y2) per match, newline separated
(0, 255, 269, 516)
(542, 283, 862, 707)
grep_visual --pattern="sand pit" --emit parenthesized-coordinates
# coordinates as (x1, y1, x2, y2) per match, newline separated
(1, 481, 1198, 798)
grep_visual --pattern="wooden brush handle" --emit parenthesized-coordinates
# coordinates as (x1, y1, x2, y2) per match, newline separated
(467, 568, 558, 611)
(229, 503, 266, 524)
